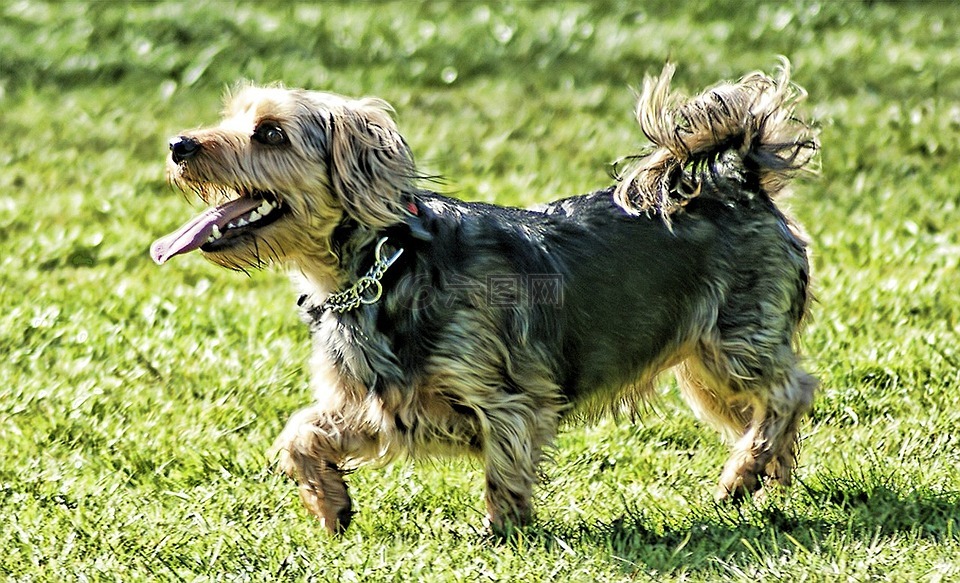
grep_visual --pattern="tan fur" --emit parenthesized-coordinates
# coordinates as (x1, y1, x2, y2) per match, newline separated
(167, 86, 415, 291)
(615, 58, 818, 223)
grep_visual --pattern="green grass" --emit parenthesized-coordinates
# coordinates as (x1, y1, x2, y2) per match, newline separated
(3, 0, 960, 580)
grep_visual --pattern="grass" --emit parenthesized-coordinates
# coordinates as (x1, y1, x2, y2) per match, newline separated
(2, 0, 960, 580)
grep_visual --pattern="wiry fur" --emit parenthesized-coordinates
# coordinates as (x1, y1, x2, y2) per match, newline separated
(154, 62, 820, 535)
(615, 58, 818, 225)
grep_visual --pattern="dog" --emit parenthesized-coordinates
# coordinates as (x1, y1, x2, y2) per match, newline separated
(151, 60, 819, 535)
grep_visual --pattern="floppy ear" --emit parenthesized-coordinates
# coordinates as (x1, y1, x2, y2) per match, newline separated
(329, 99, 417, 228)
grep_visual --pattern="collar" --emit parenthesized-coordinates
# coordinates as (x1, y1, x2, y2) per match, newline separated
(321, 237, 404, 314)
(330, 200, 431, 261)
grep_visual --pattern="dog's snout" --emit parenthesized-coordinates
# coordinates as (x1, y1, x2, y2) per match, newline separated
(169, 136, 201, 163)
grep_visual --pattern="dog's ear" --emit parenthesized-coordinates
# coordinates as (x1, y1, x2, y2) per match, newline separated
(329, 99, 416, 229)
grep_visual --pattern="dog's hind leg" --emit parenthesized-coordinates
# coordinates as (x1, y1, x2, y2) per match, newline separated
(679, 344, 816, 502)
(756, 367, 818, 490)
(680, 215, 817, 501)
(270, 405, 384, 534)
(677, 358, 753, 445)
(714, 367, 816, 501)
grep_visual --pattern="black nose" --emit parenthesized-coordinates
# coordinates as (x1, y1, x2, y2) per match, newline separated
(169, 136, 201, 163)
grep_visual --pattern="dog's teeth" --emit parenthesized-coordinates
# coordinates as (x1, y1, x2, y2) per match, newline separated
(248, 210, 262, 222)
(237, 218, 248, 227)
(206, 224, 223, 243)
(227, 222, 236, 229)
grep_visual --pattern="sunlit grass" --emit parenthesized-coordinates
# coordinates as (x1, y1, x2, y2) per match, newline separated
(2, 1, 960, 580)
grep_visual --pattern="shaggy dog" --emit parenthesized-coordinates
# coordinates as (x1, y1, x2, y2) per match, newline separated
(152, 61, 819, 534)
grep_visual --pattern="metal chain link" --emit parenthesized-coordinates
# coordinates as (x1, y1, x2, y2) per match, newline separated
(322, 238, 404, 314)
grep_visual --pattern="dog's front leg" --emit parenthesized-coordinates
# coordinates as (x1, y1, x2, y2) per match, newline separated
(483, 440, 536, 533)
(270, 406, 381, 534)
(481, 406, 558, 535)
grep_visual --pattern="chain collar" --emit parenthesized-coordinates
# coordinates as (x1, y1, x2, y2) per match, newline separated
(321, 237, 404, 314)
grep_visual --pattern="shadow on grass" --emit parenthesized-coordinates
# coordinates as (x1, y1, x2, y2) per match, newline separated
(522, 471, 960, 576)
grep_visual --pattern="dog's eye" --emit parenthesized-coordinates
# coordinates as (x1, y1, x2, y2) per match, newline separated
(253, 122, 288, 146)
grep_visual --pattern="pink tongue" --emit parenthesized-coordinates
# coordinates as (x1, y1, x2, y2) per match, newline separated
(150, 197, 263, 264)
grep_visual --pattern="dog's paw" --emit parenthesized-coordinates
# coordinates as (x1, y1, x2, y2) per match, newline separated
(714, 471, 761, 504)
(298, 477, 353, 535)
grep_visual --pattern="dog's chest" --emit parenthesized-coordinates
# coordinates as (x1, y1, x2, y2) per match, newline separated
(299, 295, 409, 392)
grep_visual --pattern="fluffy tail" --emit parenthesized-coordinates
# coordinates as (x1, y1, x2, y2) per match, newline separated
(614, 59, 818, 221)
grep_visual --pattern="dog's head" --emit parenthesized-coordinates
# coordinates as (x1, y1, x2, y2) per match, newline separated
(151, 86, 417, 273)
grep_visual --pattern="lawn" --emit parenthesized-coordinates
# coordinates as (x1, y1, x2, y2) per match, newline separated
(2, 1, 960, 580)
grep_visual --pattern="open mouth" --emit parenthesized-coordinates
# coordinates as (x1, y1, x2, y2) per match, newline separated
(150, 191, 288, 264)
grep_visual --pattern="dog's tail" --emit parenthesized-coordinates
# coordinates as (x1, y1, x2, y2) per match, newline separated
(614, 58, 818, 222)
